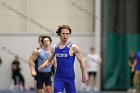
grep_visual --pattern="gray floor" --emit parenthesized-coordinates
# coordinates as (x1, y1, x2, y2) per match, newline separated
(0, 90, 127, 93)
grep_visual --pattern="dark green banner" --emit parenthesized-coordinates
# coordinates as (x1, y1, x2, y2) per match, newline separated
(104, 0, 140, 90)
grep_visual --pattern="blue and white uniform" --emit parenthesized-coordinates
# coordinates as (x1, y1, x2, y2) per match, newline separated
(54, 42, 76, 93)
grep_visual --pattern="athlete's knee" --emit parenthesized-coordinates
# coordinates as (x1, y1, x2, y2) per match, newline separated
(37, 89, 43, 93)
(45, 89, 51, 93)
(45, 86, 52, 93)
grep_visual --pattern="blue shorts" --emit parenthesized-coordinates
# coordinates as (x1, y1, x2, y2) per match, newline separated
(54, 76, 76, 93)
(36, 72, 52, 89)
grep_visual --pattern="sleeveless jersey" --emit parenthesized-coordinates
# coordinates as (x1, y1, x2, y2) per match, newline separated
(55, 42, 75, 78)
(37, 48, 52, 72)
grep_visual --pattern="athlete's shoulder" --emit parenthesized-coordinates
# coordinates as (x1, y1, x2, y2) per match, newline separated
(50, 44, 57, 53)
(71, 43, 80, 54)
(71, 43, 79, 49)
(51, 44, 57, 50)
(32, 47, 41, 55)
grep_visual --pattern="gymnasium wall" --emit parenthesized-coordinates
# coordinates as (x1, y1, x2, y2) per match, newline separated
(0, 0, 94, 33)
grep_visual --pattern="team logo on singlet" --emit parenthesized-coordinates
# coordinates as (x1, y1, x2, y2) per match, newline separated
(55, 53, 68, 57)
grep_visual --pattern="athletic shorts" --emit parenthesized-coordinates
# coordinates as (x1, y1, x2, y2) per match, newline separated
(54, 76, 76, 93)
(88, 72, 97, 77)
(36, 72, 52, 89)
(32, 75, 37, 80)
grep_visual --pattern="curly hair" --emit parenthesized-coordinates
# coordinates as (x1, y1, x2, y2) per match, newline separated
(56, 25, 72, 36)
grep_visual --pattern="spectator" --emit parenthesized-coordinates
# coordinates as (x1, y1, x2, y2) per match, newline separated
(11, 56, 25, 90)
(128, 50, 136, 88)
(85, 47, 102, 91)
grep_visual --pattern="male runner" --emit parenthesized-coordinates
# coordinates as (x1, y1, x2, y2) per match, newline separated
(39, 25, 87, 93)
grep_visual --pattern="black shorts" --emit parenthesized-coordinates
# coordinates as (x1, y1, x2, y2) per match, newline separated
(32, 75, 37, 80)
(88, 72, 97, 77)
(36, 72, 52, 89)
